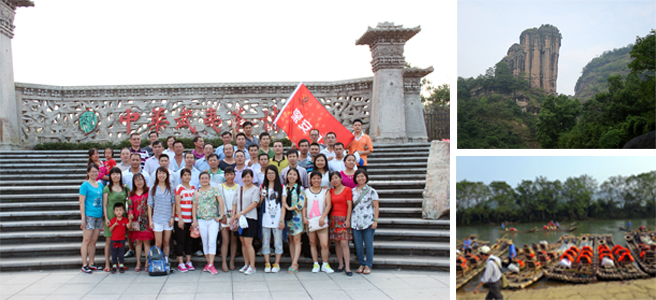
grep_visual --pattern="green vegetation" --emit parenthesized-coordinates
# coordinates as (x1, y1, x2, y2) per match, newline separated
(421, 79, 449, 113)
(33, 137, 292, 151)
(458, 29, 655, 149)
(574, 45, 633, 102)
(456, 171, 656, 226)
(457, 61, 546, 148)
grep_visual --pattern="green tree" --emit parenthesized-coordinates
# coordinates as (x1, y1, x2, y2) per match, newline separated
(536, 95, 581, 148)
(421, 79, 450, 112)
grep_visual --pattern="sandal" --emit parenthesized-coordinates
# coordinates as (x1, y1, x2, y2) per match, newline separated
(134, 267, 141, 272)
(104, 266, 111, 272)
(222, 265, 229, 272)
(363, 267, 371, 274)
(356, 266, 365, 273)
(288, 267, 297, 273)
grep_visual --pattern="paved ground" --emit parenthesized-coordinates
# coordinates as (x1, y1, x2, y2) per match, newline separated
(457, 277, 656, 300)
(0, 268, 449, 300)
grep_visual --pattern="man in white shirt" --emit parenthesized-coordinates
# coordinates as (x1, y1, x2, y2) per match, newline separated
(149, 154, 175, 187)
(117, 148, 131, 172)
(122, 153, 151, 190)
(281, 149, 308, 188)
(168, 141, 185, 172)
(309, 128, 327, 151)
(320, 132, 337, 161)
(328, 143, 356, 172)
(144, 140, 164, 175)
(175, 152, 200, 188)
(474, 246, 503, 299)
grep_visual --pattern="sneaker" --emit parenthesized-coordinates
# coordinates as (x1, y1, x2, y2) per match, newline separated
(186, 261, 195, 271)
(124, 249, 135, 258)
(264, 263, 272, 273)
(321, 262, 334, 274)
(203, 264, 210, 272)
(239, 265, 249, 273)
(271, 264, 280, 273)
(194, 250, 204, 257)
(311, 262, 320, 273)
(244, 266, 256, 275)
(208, 265, 218, 275)
(111, 265, 117, 274)
(87, 265, 99, 271)
(178, 263, 188, 273)
(119, 265, 125, 273)
(81, 266, 92, 273)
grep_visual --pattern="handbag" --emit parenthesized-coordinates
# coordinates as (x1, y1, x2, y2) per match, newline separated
(229, 187, 243, 231)
(190, 226, 200, 238)
(308, 216, 328, 232)
(284, 185, 295, 222)
(494, 260, 509, 288)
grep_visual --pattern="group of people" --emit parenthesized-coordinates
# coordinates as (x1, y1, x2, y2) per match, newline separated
(78, 120, 380, 276)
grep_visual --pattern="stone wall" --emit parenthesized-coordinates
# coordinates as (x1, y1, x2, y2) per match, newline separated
(502, 25, 561, 94)
(422, 140, 450, 219)
(15, 79, 372, 146)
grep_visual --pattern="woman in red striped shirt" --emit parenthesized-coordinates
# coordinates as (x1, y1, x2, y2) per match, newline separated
(174, 168, 197, 272)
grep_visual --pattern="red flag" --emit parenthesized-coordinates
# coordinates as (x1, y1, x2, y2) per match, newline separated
(274, 83, 354, 147)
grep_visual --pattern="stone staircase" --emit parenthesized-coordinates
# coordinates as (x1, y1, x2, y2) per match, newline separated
(0, 143, 449, 271)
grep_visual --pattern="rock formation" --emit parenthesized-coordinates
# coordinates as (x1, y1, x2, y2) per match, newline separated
(502, 25, 561, 94)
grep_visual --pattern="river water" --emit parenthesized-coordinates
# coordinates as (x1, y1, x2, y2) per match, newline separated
(456, 218, 656, 295)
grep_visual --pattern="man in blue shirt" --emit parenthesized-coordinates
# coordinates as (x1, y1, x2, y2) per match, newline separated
(463, 236, 472, 254)
(508, 240, 517, 260)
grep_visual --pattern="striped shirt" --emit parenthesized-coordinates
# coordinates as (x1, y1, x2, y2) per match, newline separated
(175, 184, 196, 223)
(130, 147, 149, 169)
(147, 185, 175, 225)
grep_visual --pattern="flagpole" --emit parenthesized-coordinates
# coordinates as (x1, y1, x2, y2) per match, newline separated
(273, 82, 304, 125)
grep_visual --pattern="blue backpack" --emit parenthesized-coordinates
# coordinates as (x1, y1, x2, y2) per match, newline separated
(147, 246, 170, 276)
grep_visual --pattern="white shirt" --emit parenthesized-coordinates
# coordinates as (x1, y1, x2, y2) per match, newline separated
(480, 255, 502, 283)
(174, 167, 200, 190)
(162, 149, 175, 160)
(122, 169, 151, 190)
(168, 155, 185, 172)
(320, 148, 336, 160)
(149, 169, 176, 188)
(261, 187, 287, 229)
(143, 156, 162, 175)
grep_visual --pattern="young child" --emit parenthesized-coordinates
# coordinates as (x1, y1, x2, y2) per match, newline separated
(104, 148, 117, 171)
(109, 202, 132, 273)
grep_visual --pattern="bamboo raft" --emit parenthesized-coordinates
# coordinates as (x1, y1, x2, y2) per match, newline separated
(624, 229, 656, 276)
(545, 234, 597, 283)
(595, 234, 648, 280)
(540, 226, 578, 232)
(500, 227, 537, 234)
(456, 238, 511, 289)
(503, 235, 575, 289)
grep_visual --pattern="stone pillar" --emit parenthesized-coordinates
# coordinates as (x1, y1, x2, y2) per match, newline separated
(0, 0, 32, 150)
(422, 140, 449, 219)
(356, 22, 420, 144)
(404, 67, 433, 143)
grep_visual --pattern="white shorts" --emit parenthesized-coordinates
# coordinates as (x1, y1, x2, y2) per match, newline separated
(153, 222, 173, 232)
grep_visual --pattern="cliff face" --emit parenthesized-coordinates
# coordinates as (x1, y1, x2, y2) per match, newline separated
(502, 25, 562, 94)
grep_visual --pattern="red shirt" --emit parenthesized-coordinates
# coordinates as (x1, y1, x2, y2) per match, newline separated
(110, 217, 129, 241)
(104, 159, 117, 171)
(330, 187, 352, 217)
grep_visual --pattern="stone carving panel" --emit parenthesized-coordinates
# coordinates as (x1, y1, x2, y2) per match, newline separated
(17, 80, 372, 146)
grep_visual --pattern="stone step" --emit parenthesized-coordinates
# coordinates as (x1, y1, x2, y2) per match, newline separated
(0, 253, 447, 271)
(0, 201, 79, 211)
(0, 163, 88, 169)
(379, 207, 422, 218)
(364, 162, 427, 168)
(0, 174, 85, 181)
(0, 210, 80, 222)
(0, 179, 84, 186)
(0, 216, 446, 233)
(368, 174, 425, 180)
(0, 193, 78, 202)
(0, 169, 87, 175)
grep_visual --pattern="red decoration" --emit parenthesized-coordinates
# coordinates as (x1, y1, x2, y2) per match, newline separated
(120, 108, 140, 134)
(260, 105, 280, 133)
(174, 107, 196, 134)
(274, 83, 354, 146)
(231, 107, 246, 130)
(203, 108, 223, 133)
(147, 107, 170, 134)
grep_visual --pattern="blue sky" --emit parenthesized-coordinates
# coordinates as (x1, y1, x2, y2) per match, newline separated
(456, 156, 655, 187)
(458, 0, 655, 96)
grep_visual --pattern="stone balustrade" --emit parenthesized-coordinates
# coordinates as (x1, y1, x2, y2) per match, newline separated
(15, 78, 372, 146)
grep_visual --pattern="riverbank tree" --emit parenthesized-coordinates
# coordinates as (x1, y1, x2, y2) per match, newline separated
(456, 171, 656, 225)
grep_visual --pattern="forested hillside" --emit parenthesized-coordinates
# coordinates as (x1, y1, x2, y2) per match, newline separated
(458, 29, 655, 149)
(456, 171, 656, 226)
(574, 45, 633, 102)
